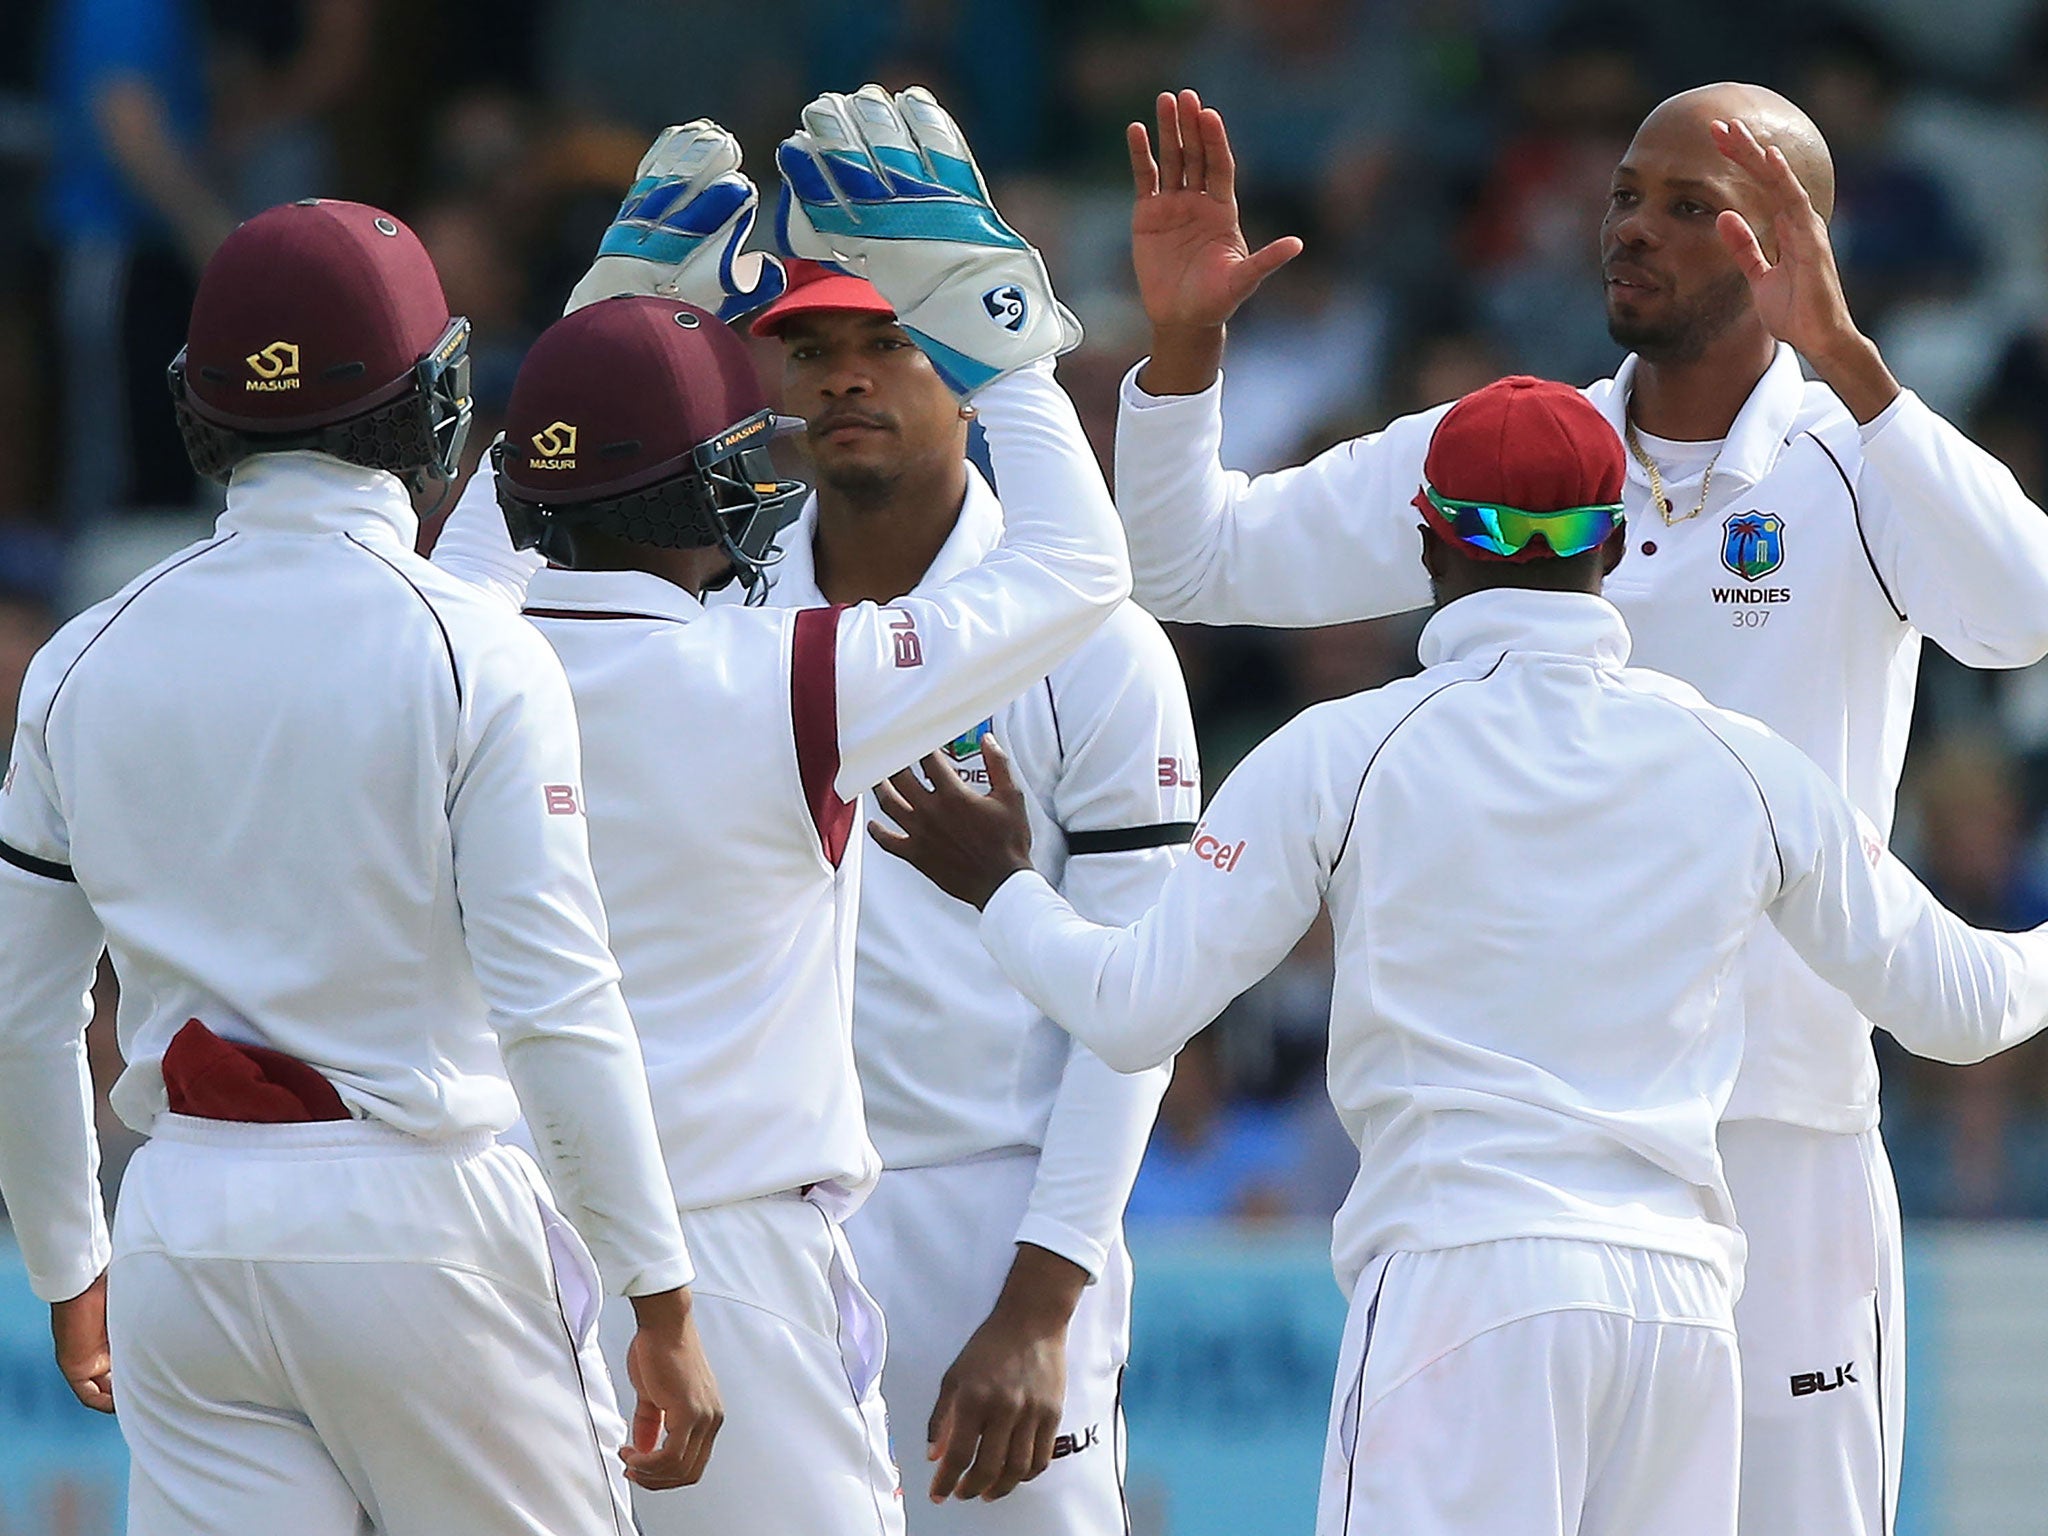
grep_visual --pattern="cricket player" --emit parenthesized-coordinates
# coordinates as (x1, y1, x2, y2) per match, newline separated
(0, 200, 717, 1535)
(1112, 84, 2048, 1532)
(743, 256, 1195, 1527)
(430, 89, 1131, 1535)
(877, 373, 2048, 1536)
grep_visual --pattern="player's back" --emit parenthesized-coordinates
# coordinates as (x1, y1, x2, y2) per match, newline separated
(30, 456, 536, 1139)
(523, 569, 878, 1214)
(1312, 591, 1781, 1287)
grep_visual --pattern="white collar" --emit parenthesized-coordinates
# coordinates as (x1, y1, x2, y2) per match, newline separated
(218, 451, 419, 549)
(1594, 343, 1805, 493)
(770, 462, 1002, 606)
(524, 566, 706, 623)
(1417, 588, 1633, 671)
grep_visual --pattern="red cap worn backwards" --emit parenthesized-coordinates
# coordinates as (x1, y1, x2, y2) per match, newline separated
(1417, 376, 1625, 562)
(182, 199, 453, 433)
(747, 258, 896, 338)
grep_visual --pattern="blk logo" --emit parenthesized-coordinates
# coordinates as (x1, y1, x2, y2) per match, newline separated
(1050, 1424, 1099, 1460)
(982, 284, 1028, 332)
(888, 610, 923, 668)
(244, 341, 302, 392)
(1789, 1362, 1857, 1397)
(543, 784, 583, 816)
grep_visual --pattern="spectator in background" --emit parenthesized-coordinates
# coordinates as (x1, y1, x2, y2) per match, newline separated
(1215, 202, 1390, 475)
(0, 584, 55, 728)
(1799, 19, 1978, 325)
(1463, 19, 1646, 383)
(207, 0, 371, 213)
(43, 0, 228, 522)
(1126, 1030, 1294, 1227)
(1186, 0, 1413, 253)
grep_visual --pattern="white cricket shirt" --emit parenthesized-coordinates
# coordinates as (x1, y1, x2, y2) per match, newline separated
(1114, 346, 2048, 1133)
(980, 589, 2048, 1297)
(433, 362, 1132, 1220)
(763, 474, 1197, 1279)
(0, 453, 690, 1304)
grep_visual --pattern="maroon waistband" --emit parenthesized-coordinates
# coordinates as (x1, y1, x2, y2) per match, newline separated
(160, 1019, 350, 1124)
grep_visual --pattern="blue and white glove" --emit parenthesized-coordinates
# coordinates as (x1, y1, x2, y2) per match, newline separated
(565, 120, 786, 323)
(774, 85, 1082, 397)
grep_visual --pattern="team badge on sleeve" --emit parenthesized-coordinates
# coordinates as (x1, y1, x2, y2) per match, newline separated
(1721, 511, 1785, 581)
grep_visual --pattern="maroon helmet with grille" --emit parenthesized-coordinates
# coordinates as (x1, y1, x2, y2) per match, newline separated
(493, 296, 804, 598)
(168, 199, 472, 486)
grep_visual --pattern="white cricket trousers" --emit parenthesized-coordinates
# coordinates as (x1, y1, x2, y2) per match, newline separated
(601, 1191, 905, 1536)
(845, 1154, 1132, 1536)
(1317, 1237, 1740, 1536)
(1722, 1120, 1903, 1536)
(108, 1113, 636, 1536)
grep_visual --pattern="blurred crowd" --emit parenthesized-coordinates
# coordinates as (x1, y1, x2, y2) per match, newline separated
(5, 0, 2048, 1230)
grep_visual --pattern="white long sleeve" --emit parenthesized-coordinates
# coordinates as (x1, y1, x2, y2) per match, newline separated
(1853, 389, 2048, 666)
(429, 468, 545, 612)
(447, 618, 694, 1297)
(981, 708, 1345, 1074)
(1014, 611, 1192, 1276)
(829, 361, 1131, 796)
(0, 688, 109, 1301)
(1112, 365, 1434, 628)
(1726, 712, 2048, 1064)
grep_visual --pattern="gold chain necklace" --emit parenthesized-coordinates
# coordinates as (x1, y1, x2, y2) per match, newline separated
(1624, 420, 1722, 527)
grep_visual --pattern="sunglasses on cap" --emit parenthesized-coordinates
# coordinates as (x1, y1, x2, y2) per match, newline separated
(1417, 484, 1625, 561)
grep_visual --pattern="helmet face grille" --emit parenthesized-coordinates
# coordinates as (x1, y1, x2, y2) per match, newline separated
(495, 413, 806, 600)
(169, 319, 473, 487)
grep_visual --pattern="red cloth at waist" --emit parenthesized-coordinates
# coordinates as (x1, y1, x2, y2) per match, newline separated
(160, 1019, 350, 1123)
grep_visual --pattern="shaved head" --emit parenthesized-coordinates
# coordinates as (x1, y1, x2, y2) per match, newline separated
(1599, 82, 1834, 365)
(1639, 83, 1835, 221)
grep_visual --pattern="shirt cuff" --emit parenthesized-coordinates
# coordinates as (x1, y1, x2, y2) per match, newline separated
(981, 867, 1059, 952)
(1118, 360, 1224, 411)
(1014, 1214, 1109, 1283)
(26, 1233, 112, 1307)
(1855, 388, 1914, 445)
(619, 1253, 697, 1299)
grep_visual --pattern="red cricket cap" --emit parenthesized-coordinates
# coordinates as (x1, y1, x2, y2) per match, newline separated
(1417, 375, 1624, 562)
(748, 259, 896, 337)
(502, 296, 770, 504)
(182, 199, 453, 434)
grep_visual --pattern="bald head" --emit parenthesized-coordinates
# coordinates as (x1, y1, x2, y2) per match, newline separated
(1600, 82, 1835, 364)
(1639, 83, 1835, 220)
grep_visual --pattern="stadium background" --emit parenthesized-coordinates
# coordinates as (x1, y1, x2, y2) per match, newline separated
(2, 0, 2047, 1530)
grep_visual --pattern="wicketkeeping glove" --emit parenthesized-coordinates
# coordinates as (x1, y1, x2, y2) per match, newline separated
(565, 120, 786, 323)
(774, 85, 1082, 397)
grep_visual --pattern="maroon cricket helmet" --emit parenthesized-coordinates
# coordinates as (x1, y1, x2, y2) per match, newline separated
(1414, 376, 1626, 564)
(493, 296, 804, 595)
(169, 199, 473, 484)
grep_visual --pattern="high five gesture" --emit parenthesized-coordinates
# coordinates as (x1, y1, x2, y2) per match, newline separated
(1712, 115, 1899, 423)
(1129, 90, 1302, 395)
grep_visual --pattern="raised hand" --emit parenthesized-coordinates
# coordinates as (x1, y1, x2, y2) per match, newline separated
(775, 84, 1081, 397)
(1713, 116, 1898, 421)
(1128, 90, 1302, 334)
(565, 120, 786, 322)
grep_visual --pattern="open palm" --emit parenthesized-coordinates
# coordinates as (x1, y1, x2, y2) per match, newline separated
(1711, 117, 1855, 359)
(1129, 90, 1302, 331)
